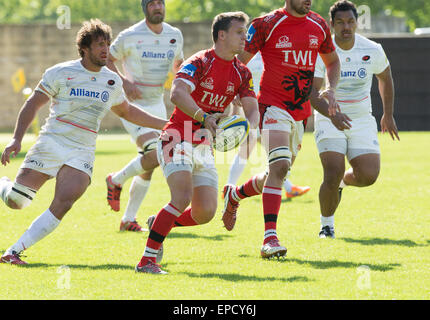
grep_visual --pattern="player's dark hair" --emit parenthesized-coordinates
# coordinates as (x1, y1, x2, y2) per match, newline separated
(76, 19, 112, 58)
(212, 11, 249, 43)
(330, 0, 358, 21)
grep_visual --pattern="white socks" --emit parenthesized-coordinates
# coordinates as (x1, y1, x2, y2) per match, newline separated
(320, 215, 334, 228)
(227, 154, 247, 185)
(112, 156, 144, 186)
(7, 209, 60, 254)
(283, 179, 293, 193)
(340, 168, 353, 188)
(0, 178, 11, 203)
(339, 179, 347, 189)
(122, 176, 151, 223)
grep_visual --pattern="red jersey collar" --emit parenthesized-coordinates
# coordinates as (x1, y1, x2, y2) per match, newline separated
(210, 48, 236, 65)
(282, 7, 311, 20)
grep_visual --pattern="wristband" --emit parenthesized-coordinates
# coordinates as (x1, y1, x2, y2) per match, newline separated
(193, 109, 202, 121)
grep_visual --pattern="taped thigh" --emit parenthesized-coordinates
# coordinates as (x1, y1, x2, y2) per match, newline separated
(268, 146, 292, 166)
(139, 137, 159, 155)
(6, 182, 37, 209)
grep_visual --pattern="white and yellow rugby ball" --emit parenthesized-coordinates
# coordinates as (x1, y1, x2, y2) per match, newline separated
(213, 115, 250, 152)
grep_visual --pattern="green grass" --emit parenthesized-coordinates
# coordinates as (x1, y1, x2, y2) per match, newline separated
(0, 132, 429, 300)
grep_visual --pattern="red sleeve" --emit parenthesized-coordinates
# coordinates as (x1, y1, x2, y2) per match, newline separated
(316, 15, 336, 54)
(245, 17, 269, 54)
(175, 51, 206, 89)
(238, 66, 257, 99)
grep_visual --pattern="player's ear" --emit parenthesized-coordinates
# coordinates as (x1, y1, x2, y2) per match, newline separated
(80, 46, 90, 58)
(218, 30, 227, 41)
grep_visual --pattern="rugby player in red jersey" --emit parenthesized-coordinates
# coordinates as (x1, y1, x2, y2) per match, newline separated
(135, 12, 259, 274)
(221, 0, 344, 259)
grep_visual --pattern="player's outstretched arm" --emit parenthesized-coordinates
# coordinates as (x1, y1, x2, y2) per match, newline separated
(111, 101, 167, 130)
(310, 77, 351, 131)
(376, 66, 400, 141)
(1, 90, 50, 166)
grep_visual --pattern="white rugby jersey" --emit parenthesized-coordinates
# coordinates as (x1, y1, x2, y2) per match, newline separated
(247, 52, 263, 94)
(314, 33, 390, 119)
(35, 59, 125, 149)
(110, 20, 184, 106)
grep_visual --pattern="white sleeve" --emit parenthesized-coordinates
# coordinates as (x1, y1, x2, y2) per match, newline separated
(314, 54, 326, 79)
(110, 78, 127, 108)
(35, 66, 60, 97)
(175, 30, 185, 61)
(110, 31, 127, 61)
(111, 89, 127, 108)
(372, 44, 390, 75)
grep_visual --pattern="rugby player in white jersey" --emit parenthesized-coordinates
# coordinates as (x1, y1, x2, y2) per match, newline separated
(0, 19, 167, 265)
(224, 52, 311, 200)
(310, 0, 400, 239)
(105, 0, 184, 233)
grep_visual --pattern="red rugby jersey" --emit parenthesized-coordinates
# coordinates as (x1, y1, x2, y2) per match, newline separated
(165, 49, 256, 144)
(245, 8, 335, 121)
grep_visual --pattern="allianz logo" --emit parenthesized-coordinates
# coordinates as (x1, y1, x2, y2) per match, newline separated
(341, 71, 357, 77)
(142, 50, 175, 60)
(341, 68, 367, 79)
(69, 88, 109, 102)
(142, 51, 166, 58)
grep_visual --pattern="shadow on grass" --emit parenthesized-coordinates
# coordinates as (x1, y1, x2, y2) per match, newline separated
(180, 271, 313, 283)
(340, 237, 430, 247)
(20, 263, 133, 270)
(167, 232, 233, 241)
(281, 198, 314, 204)
(237, 254, 400, 272)
(287, 258, 400, 272)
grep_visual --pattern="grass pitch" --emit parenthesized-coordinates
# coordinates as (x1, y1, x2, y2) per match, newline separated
(0, 132, 429, 300)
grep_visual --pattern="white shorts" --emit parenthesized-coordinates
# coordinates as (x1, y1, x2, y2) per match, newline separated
(260, 105, 304, 156)
(121, 101, 167, 145)
(314, 114, 380, 161)
(157, 139, 218, 189)
(20, 134, 95, 178)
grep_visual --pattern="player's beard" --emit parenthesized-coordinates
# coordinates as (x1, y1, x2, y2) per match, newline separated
(89, 52, 107, 67)
(291, 0, 311, 15)
(147, 11, 164, 24)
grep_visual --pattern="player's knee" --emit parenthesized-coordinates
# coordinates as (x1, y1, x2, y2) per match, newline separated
(51, 193, 78, 215)
(193, 209, 216, 225)
(268, 146, 292, 178)
(5, 183, 36, 210)
(323, 169, 344, 188)
(269, 160, 290, 180)
(52, 200, 74, 214)
(357, 171, 379, 187)
(140, 144, 160, 171)
(171, 191, 193, 212)
(193, 202, 217, 224)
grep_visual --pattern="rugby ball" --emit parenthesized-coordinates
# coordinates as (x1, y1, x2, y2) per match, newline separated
(213, 115, 249, 152)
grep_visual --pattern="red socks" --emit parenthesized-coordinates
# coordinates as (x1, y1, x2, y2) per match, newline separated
(262, 186, 282, 244)
(231, 175, 262, 202)
(174, 208, 198, 227)
(140, 203, 182, 264)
